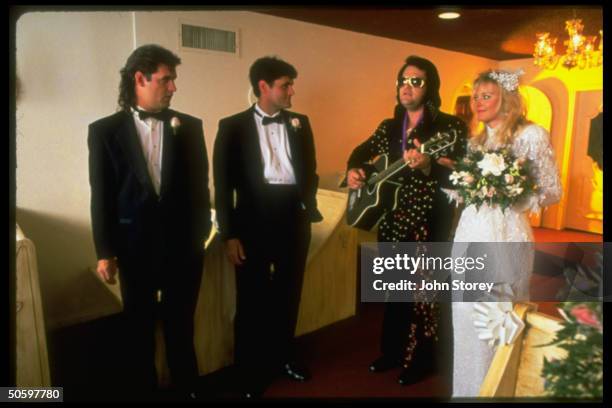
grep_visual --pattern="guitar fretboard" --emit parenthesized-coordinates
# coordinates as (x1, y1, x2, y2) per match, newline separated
(366, 158, 407, 186)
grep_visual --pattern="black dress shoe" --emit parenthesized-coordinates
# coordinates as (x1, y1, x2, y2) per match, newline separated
(243, 390, 261, 399)
(282, 362, 311, 382)
(161, 387, 199, 402)
(241, 382, 267, 399)
(397, 364, 436, 386)
(369, 355, 402, 372)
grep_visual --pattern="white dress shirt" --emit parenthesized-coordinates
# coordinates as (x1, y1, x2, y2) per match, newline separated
(253, 104, 296, 185)
(132, 107, 164, 195)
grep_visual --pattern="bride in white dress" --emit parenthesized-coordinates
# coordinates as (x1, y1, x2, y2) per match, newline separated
(450, 69, 562, 397)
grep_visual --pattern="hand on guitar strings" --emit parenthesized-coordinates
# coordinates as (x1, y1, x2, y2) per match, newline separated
(404, 138, 456, 171)
(347, 168, 366, 189)
(403, 138, 431, 171)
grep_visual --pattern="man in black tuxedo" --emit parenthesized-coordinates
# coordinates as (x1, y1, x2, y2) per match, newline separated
(213, 56, 322, 398)
(88, 44, 211, 400)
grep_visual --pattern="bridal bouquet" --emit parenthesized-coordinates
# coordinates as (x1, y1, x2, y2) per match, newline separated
(448, 147, 536, 211)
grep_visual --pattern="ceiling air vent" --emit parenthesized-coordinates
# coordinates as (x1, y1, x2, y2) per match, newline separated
(181, 23, 237, 54)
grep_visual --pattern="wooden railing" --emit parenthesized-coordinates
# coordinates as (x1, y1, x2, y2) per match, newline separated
(479, 302, 566, 397)
(15, 224, 51, 386)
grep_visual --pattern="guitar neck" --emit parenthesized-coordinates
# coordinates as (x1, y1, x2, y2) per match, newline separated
(367, 158, 407, 186)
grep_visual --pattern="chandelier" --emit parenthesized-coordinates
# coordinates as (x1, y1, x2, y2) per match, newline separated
(534, 18, 602, 69)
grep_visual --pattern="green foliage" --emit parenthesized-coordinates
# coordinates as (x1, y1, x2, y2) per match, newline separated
(540, 302, 603, 398)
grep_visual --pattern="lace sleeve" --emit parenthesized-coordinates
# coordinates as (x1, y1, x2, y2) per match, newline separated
(513, 124, 562, 212)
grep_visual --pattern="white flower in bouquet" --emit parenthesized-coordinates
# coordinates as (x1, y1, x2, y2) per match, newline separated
(450, 171, 462, 185)
(508, 184, 524, 196)
(450, 171, 474, 186)
(477, 152, 507, 176)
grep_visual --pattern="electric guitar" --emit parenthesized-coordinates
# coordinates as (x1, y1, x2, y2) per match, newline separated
(346, 129, 458, 231)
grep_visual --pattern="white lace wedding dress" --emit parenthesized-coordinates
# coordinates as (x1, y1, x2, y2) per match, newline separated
(450, 124, 562, 397)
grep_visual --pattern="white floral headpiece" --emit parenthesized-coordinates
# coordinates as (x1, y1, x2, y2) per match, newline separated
(487, 69, 524, 92)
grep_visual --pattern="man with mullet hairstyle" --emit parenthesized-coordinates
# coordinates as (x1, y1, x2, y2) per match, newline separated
(88, 44, 211, 401)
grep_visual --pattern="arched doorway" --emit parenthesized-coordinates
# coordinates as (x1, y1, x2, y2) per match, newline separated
(564, 91, 603, 234)
(520, 85, 553, 227)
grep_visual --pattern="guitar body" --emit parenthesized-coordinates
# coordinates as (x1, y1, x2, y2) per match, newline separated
(346, 155, 404, 230)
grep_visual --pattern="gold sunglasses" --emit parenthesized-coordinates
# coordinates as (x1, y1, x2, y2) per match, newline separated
(396, 76, 426, 88)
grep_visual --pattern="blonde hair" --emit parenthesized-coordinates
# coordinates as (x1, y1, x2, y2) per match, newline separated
(469, 70, 531, 146)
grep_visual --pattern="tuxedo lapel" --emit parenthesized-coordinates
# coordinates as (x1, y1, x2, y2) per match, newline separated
(116, 113, 157, 196)
(243, 109, 265, 183)
(159, 116, 175, 197)
(282, 110, 300, 164)
(282, 110, 302, 183)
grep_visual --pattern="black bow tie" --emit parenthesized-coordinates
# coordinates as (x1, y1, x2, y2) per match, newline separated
(253, 107, 284, 126)
(137, 109, 170, 121)
(261, 115, 284, 126)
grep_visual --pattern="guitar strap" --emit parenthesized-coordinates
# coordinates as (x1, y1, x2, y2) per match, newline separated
(401, 110, 423, 152)
(401, 111, 409, 152)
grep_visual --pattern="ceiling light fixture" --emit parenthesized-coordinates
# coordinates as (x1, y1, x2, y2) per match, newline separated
(438, 12, 460, 20)
(534, 16, 602, 70)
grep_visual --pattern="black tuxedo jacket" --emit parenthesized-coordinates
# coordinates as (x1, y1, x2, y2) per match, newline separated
(213, 107, 322, 241)
(88, 110, 212, 263)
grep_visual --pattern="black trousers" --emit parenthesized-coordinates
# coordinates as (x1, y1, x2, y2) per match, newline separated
(379, 301, 452, 371)
(233, 185, 311, 386)
(118, 249, 204, 395)
(376, 216, 452, 377)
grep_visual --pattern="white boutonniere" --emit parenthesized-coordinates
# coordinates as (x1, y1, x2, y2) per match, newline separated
(170, 116, 181, 135)
(290, 117, 301, 130)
